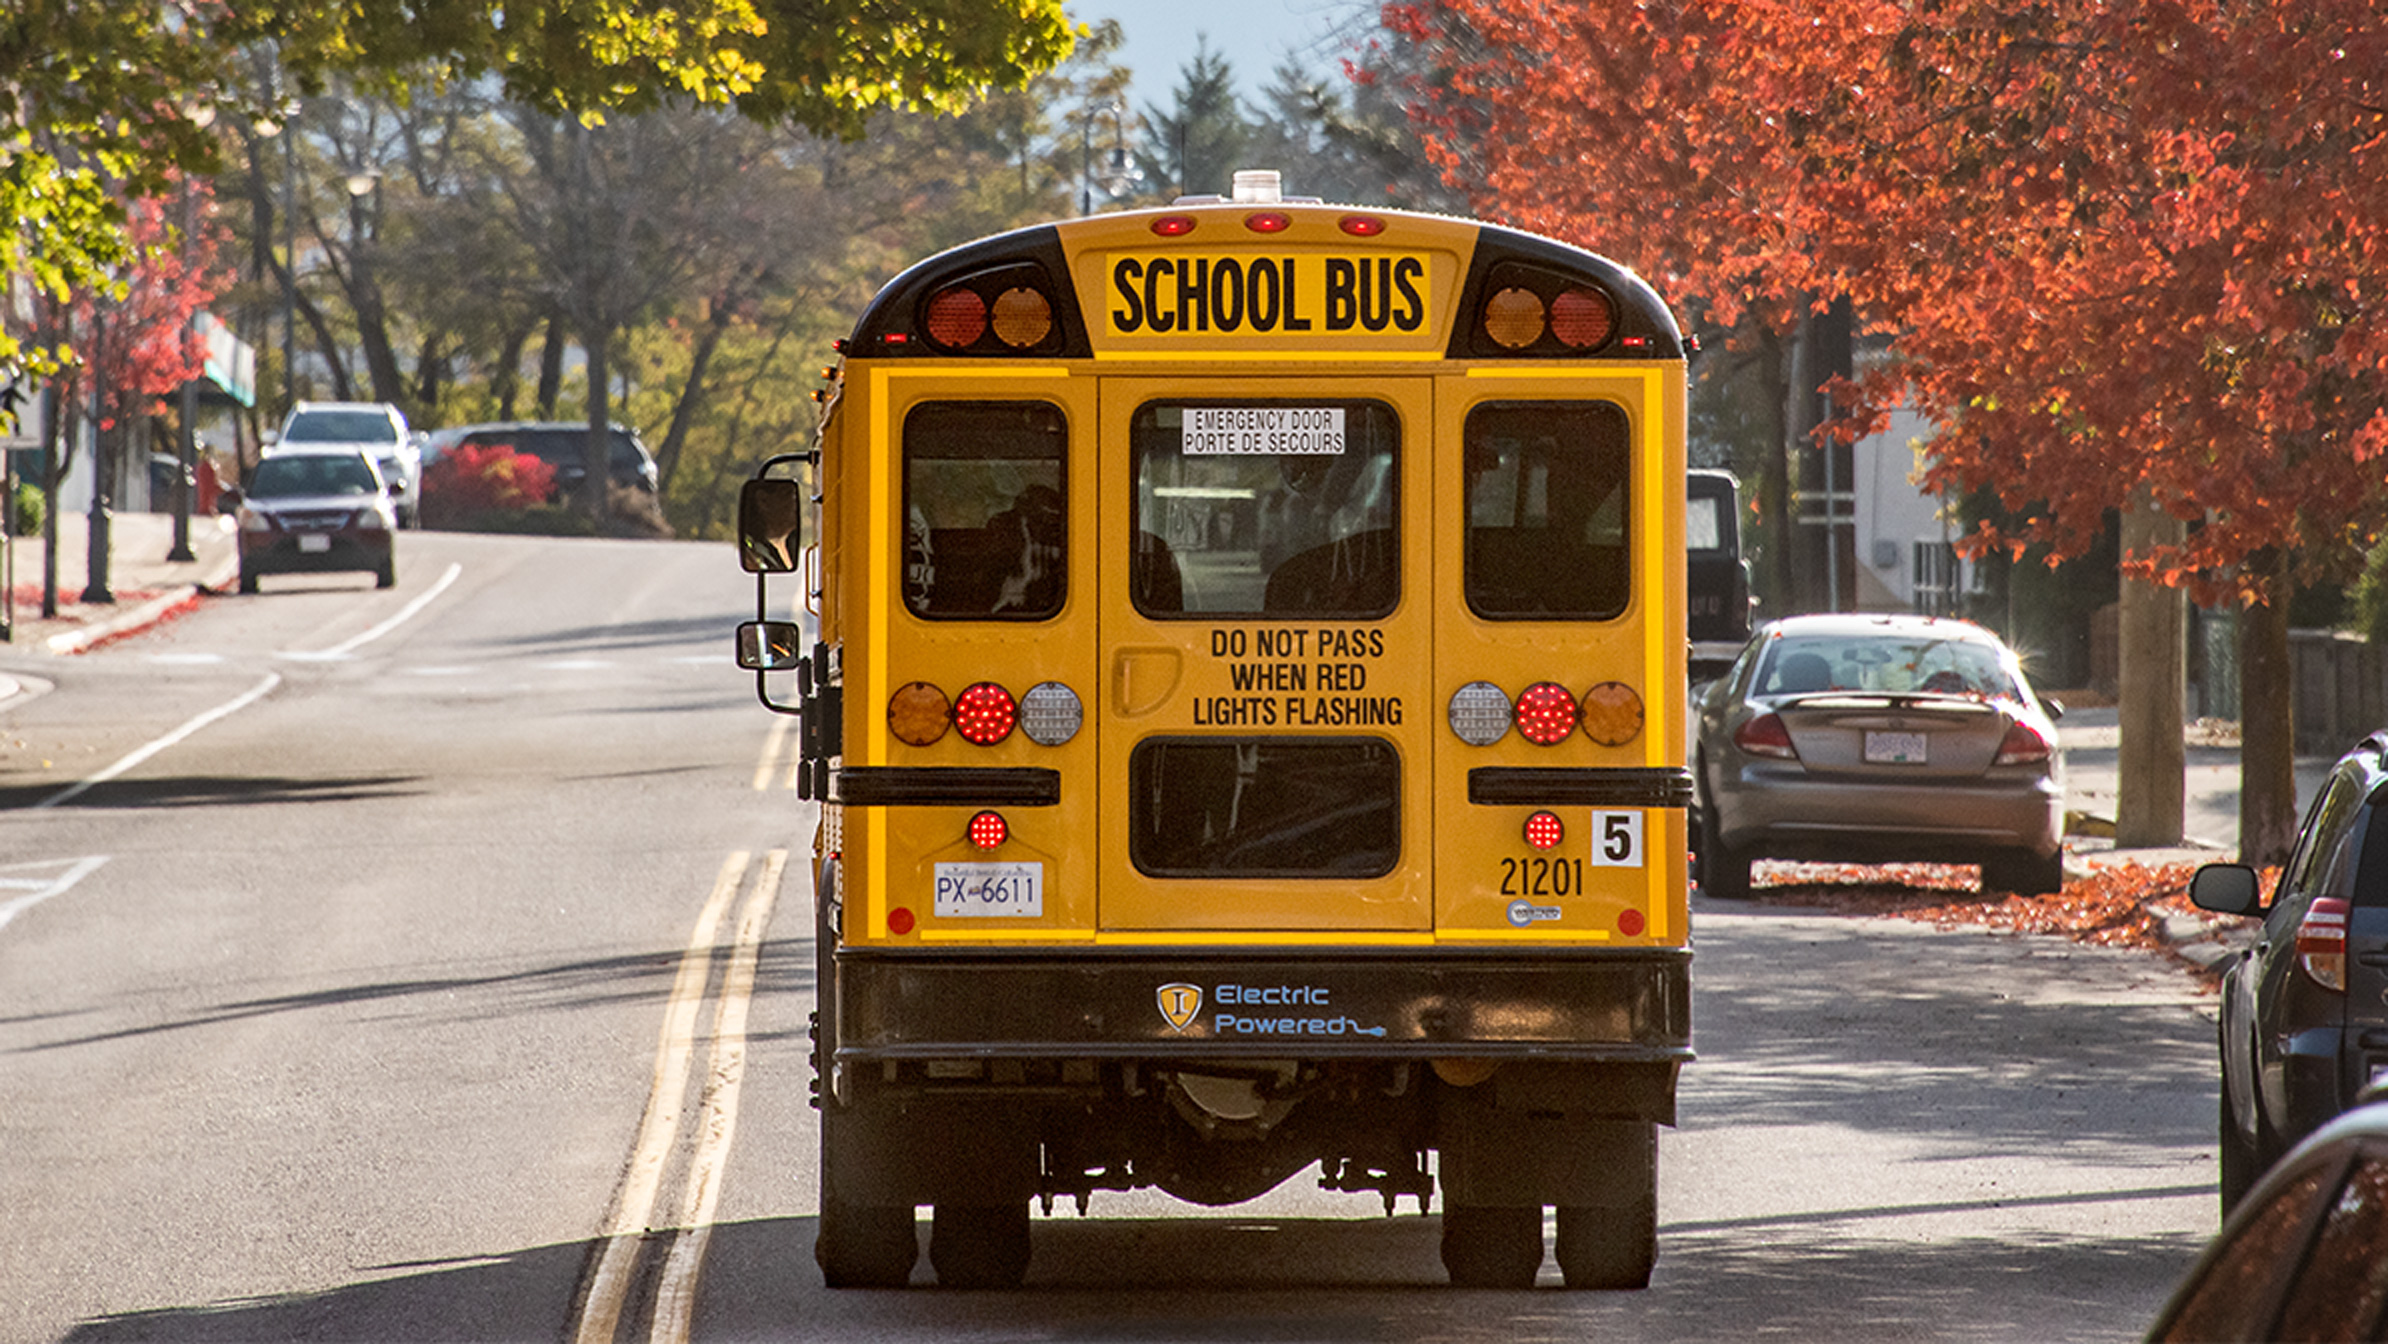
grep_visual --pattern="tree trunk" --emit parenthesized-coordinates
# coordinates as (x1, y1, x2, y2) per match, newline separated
(2114, 499, 2185, 846)
(582, 326, 612, 523)
(535, 309, 567, 420)
(652, 298, 736, 493)
(2238, 551, 2298, 866)
(1753, 325, 1793, 617)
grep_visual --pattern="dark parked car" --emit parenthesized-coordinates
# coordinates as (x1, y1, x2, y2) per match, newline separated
(430, 421, 659, 500)
(2146, 1093, 2388, 1342)
(1693, 613, 2067, 899)
(2193, 730, 2388, 1213)
(228, 447, 396, 592)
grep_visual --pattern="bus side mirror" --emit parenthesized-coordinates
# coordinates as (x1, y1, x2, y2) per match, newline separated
(736, 620, 806, 672)
(739, 477, 805, 574)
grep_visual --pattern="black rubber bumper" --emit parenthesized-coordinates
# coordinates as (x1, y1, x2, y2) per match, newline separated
(833, 947, 1692, 1064)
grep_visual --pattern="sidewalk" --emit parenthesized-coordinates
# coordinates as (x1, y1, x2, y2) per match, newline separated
(0, 510, 239, 692)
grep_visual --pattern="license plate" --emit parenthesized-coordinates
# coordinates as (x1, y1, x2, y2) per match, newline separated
(933, 862, 1043, 918)
(1865, 730, 1928, 764)
(297, 533, 332, 553)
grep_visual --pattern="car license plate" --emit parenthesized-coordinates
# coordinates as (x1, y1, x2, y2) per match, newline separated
(1865, 730, 1928, 764)
(297, 533, 332, 553)
(933, 862, 1043, 918)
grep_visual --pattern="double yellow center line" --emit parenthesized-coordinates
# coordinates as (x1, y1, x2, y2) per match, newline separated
(573, 849, 786, 1344)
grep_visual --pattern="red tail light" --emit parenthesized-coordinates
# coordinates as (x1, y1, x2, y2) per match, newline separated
(1734, 712, 1796, 760)
(2299, 896, 2350, 991)
(1524, 811, 1564, 850)
(1514, 682, 1579, 745)
(953, 682, 1018, 745)
(968, 811, 1008, 850)
(1994, 720, 2052, 766)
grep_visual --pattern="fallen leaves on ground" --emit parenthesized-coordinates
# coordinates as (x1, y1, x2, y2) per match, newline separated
(1738, 859, 2271, 983)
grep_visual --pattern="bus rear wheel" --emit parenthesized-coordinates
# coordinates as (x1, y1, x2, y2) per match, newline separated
(816, 1198, 916, 1288)
(1440, 1205, 1543, 1287)
(1555, 1195, 1656, 1289)
(929, 1201, 1031, 1289)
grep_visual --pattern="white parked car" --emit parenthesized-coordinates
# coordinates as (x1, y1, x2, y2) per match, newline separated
(275, 401, 422, 527)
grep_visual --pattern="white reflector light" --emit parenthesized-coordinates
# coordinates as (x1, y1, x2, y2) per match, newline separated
(1448, 681, 1513, 746)
(1019, 680, 1084, 746)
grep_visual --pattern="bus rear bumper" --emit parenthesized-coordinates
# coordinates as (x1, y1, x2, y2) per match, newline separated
(831, 946, 1692, 1065)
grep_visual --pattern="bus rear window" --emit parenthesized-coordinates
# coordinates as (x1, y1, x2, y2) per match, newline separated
(1130, 400, 1398, 618)
(903, 401, 1066, 619)
(1128, 737, 1399, 878)
(1464, 402, 1631, 619)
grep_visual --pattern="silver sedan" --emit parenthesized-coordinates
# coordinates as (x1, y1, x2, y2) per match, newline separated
(1692, 613, 2066, 898)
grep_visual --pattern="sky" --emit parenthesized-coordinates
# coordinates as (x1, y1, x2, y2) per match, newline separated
(1063, 0, 1373, 106)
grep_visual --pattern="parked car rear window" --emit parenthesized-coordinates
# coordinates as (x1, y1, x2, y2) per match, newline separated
(1753, 633, 2020, 700)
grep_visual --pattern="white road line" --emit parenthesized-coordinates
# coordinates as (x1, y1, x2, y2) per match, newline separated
(0, 856, 111, 934)
(280, 562, 462, 661)
(574, 851, 751, 1344)
(752, 716, 793, 792)
(32, 673, 282, 811)
(651, 848, 785, 1344)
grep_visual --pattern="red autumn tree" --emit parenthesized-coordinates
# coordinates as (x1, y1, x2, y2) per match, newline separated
(1401, 0, 2388, 862)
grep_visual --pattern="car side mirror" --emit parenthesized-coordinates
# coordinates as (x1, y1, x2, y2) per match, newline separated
(738, 477, 805, 574)
(2043, 696, 2065, 720)
(736, 620, 805, 672)
(2190, 863, 2263, 917)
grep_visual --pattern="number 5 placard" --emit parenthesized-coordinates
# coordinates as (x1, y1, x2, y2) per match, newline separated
(1590, 811, 1645, 868)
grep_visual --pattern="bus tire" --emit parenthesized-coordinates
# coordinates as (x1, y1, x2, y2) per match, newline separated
(929, 1201, 1032, 1289)
(1556, 1196, 1656, 1289)
(1440, 1205, 1543, 1288)
(815, 1197, 917, 1288)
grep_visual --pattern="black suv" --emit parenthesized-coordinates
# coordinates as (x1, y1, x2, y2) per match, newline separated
(2195, 732, 2388, 1213)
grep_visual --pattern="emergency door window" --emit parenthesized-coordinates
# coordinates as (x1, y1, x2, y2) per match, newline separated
(903, 401, 1066, 619)
(1464, 401, 1631, 619)
(1128, 737, 1399, 878)
(1128, 399, 1398, 618)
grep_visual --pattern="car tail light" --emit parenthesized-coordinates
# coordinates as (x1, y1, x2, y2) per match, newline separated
(1524, 812, 1564, 850)
(969, 811, 1008, 850)
(888, 681, 952, 747)
(1734, 712, 1797, 759)
(925, 287, 988, 346)
(1995, 720, 2053, 766)
(1514, 682, 1579, 745)
(1448, 681, 1513, 746)
(1018, 681, 1083, 745)
(953, 682, 1018, 745)
(2299, 897, 2350, 991)
(1482, 288, 1546, 349)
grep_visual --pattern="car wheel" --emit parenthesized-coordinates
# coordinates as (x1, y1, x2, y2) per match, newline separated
(1983, 849, 2064, 896)
(928, 1202, 1031, 1289)
(375, 559, 396, 589)
(1440, 1205, 1544, 1287)
(238, 568, 258, 595)
(1697, 787, 1752, 900)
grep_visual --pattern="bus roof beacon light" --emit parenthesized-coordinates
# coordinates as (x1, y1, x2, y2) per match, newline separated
(1484, 288, 1546, 349)
(1448, 681, 1513, 746)
(991, 287, 1053, 348)
(1231, 170, 1283, 203)
(926, 288, 988, 347)
(1019, 681, 1084, 746)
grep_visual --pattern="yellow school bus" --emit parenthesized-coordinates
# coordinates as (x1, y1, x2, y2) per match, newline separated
(736, 173, 1691, 1290)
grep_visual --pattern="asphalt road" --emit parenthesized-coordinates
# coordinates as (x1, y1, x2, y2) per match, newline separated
(2, 531, 2219, 1342)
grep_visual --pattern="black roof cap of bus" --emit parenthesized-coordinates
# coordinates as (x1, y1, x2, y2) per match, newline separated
(841, 212, 1683, 361)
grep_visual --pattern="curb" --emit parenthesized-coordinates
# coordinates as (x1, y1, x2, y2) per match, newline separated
(41, 551, 239, 656)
